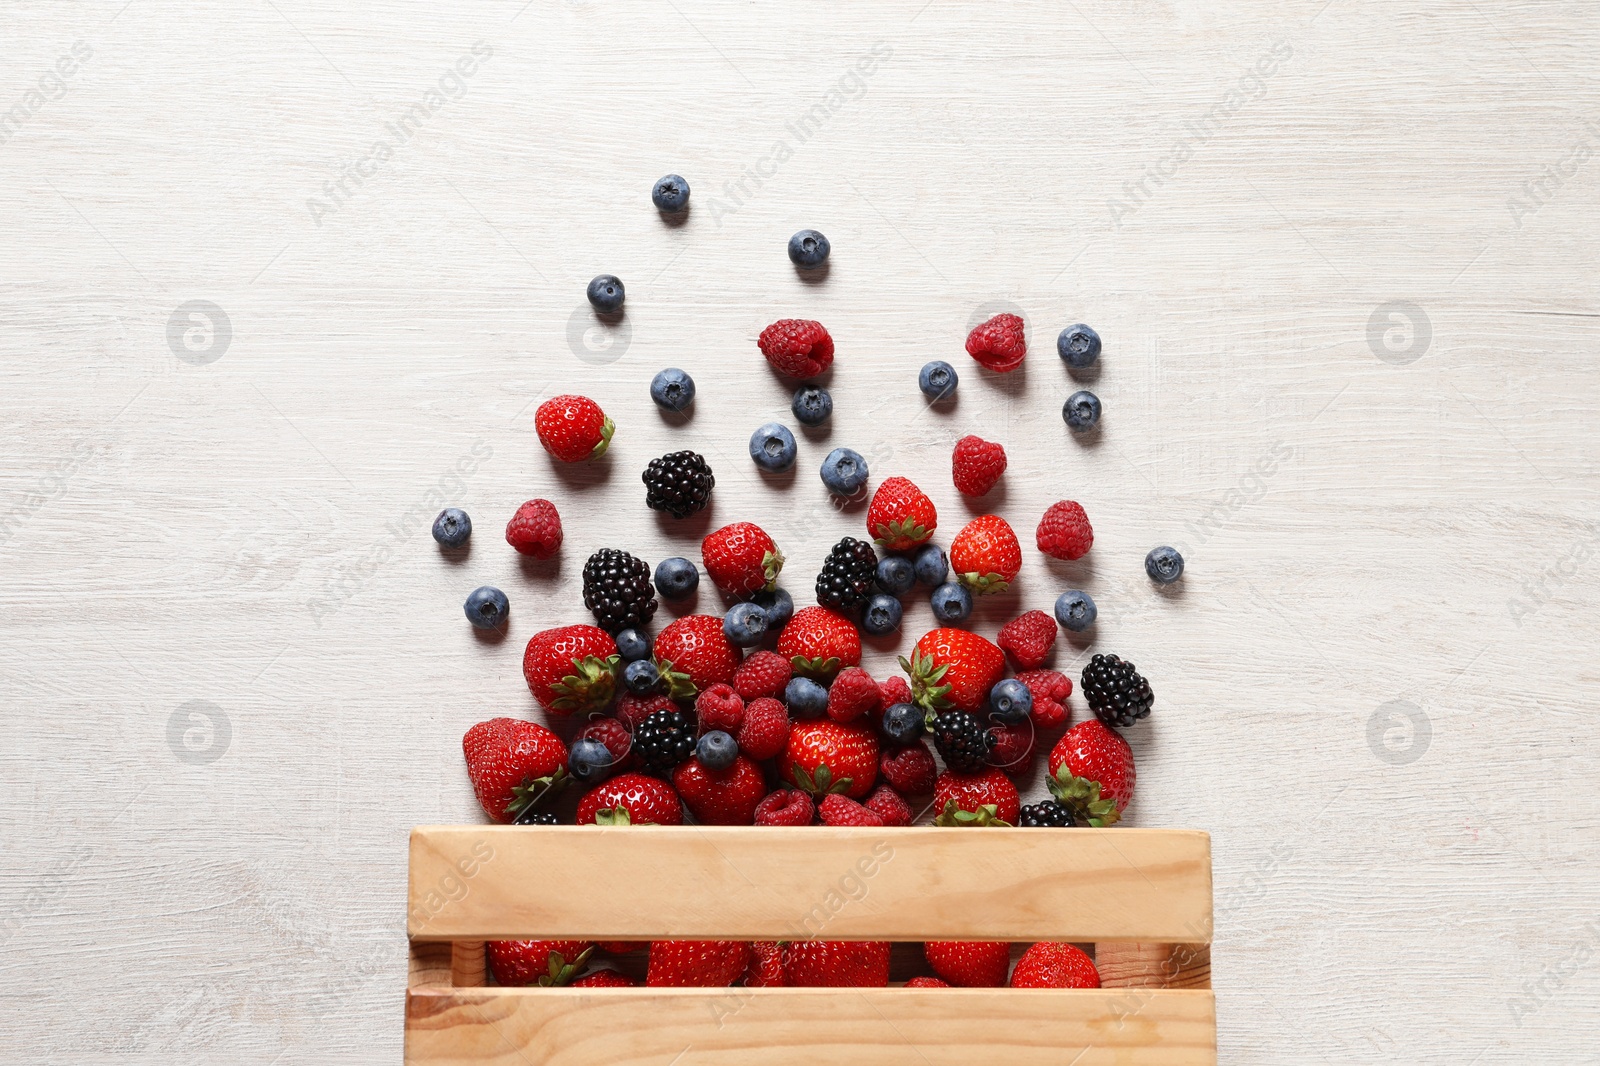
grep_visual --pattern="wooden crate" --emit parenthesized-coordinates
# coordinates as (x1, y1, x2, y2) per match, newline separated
(406, 826, 1215, 1065)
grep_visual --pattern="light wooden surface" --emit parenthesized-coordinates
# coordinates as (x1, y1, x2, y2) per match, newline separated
(2, 0, 1597, 1062)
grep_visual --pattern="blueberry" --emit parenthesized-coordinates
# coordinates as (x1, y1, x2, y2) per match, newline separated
(1057, 324, 1101, 369)
(880, 702, 925, 745)
(650, 368, 695, 412)
(463, 586, 508, 629)
(788, 229, 830, 268)
(652, 173, 690, 212)
(875, 556, 915, 596)
(696, 729, 738, 770)
(988, 678, 1033, 725)
(586, 274, 625, 313)
(569, 738, 615, 784)
(751, 587, 794, 631)
(432, 508, 471, 548)
(1054, 590, 1097, 632)
(723, 602, 768, 647)
(623, 658, 662, 695)
(1145, 545, 1185, 584)
(913, 544, 949, 587)
(785, 677, 829, 719)
(820, 447, 868, 496)
(615, 628, 652, 662)
(792, 385, 833, 427)
(654, 557, 699, 600)
(749, 422, 798, 473)
(861, 594, 903, 636)
(1063, 390, 1101, 432)
(929, 582, 972, 624)
(918, 360, 958, 401)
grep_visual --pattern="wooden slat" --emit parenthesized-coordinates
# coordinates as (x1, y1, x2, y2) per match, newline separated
(1098, 942, 1213, 990)
(408, 826, 1211, 942)
(404, 987, 1217, 1065)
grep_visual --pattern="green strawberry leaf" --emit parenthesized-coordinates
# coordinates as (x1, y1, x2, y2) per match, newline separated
(872, 518, 930, 547)
(505, 767, 569, 819)
(1048, 769, 1121, 827)
(934, 800, 1011, 827)
(589, 416, 615, 460)
(790, 655, 842, 681)
(550, 654, 620, 714)
(956, 570, 1011, 595)
(655, 658, 698, 701)
(902, 649, 954, 713)
(593, 806, 634, 826)
(537, 945, 595, 987)
(761, 549, 785, 588)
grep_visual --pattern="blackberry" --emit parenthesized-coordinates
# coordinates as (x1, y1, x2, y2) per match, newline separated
(582, 549, 657, 634)
(632, 709, 696, 773)
(643, 450, 714, 518)
(1018, 801, 1076, 828)
(816, 537, 878, 611)
(929, 710, 994, 774)
(513, 809, 559, 826)
(1081, 653, 1153, 727)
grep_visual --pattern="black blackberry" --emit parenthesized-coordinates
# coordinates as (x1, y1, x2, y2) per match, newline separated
(582, 549, 657, 634)
(816, 537, 878, 611)
(513, 809, 559, 826)
(1018, 801, 1076, 828)
(1081, 653, 1153, 727)
(929, 710, 994, 774)
(632, 709, 695, 772)
(642, 450, 714, 518)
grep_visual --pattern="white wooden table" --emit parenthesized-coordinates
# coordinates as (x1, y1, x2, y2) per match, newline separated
(2, 1, 1596, 1061)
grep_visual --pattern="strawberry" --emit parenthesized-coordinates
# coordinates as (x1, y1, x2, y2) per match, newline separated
(695, 683, 745, 733)
(951, 436, 1006, 497)
(880, 740, 937, 795)
(949, 515, 1022, 594)
(487, 940, 595, 986)
(1018, 669, 1073, 729)
(701, 522, 784, 596)
(965, 312, 1026, 372)
(1010, 942, 1100, 988)
(775, 606, 861, 680)
(784, 941, 891, 987)
(900, 628, 1006, 715)
(505, 498, 563, 559)
(818, 793, 884, 826)
(734, 650, 792, 701)
(758, 319, 834, 379)
(646, 940, 751, 987)
(575, 772, 683, 825)
(933, 767, 1020, 826)
(905, 976, 950, 988)
(575, 716, 636, 772)
(735, 697, 791, 760)
(866, 477, 937, 550)
(462, 718, 569, 823)
(653, 615, 740, 697)
(1036, 500, 1093, 560)
(864, 784, 913, 826)
(597, 941, 644, 955)
(615, 692, 675, 732)
(997, 610, 1056, 670)
(987, 719, 1036, 771)
(924, 941, 1010, 987)
(754, 788, 814, 826)
(571, 968, 636, 987)
(672, 755, 767, 825)
(522, 625, 619, 716)
(535, 394, 613, 462)
(1047, 719, 1134, 826)
(744, 941, 787, 986)
(826, 666, 881, 723)
(780, 719, 878, 799)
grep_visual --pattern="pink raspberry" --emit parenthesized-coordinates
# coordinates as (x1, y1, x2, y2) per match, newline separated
(734, 650, 792, 702)
(1036, 500, 1093, 561)
(879, 740, 937, 795)
(505, 499, 563, 559)
(754, 788, 814, 827)
(826, 666, 880, 723)
(695, 683, 744, 733)
(758, 319, 834, 379)
(997, 610, 1057, 670)
(987, 720, 1036, 771)
(864, 784, 913, 827)
(1017, 669, 1072, 729)
(818, 793, 884, 827)
(616, 693, 676, 733)
(878, 675, 912, 708)
(735, 697, 790, 761)
(576, 717, 634, 770)
(965, 313, 1026, 372)
(952, 436, 1006, 497)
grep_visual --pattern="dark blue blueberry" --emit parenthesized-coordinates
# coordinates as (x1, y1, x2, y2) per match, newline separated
(1054, 590, 1097, 632)
(586, 274, 625, 313)
(652, 174, 690, 212)
(913, 544, 949, 588)
(568, 738, 615, 784)
(722, 602, 768, 647)
(929, 582, 972, 624)
(988, 678, 1033, 725)
(696, 729, 739, 771)
(785, 677, 829, 719)
(1145, 545, 1184, 584)
(749, 422, 798, 473)
(654, 557, 699, 600)
(463, 586, 508, 629)
(1056, 324, 1101, 369)
(432, 508, 471, 547)
(792, 385, 833, 427)
(918, 360, 958, 401)
(875, 556, 915, 596)
(820, 447, 868, 496)
(623, 658, 662, 695)
(751, 587, 794, 631)
(861, 594, 903, 636)
(650, 368, 695, 411)
(880, 702, 925, 745)
(615, 628, 652, 662)
(1063, 390, 1101, 431)
(787, 229, 830, 268)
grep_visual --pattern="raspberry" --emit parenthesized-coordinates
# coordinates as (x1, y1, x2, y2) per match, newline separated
(1036, 500, 1093, 561)
(695, 683, 745, 733)
(987, 719, 1036, 771)
(576, 717, 634, 769)
(879, 740, 937, 795)
(864, 784, 913, 827)
(997, 610, 1057, 670)
(505, 499, 563, 559)
(951, 436, 1007, 497)
(965, 313, 1026, 372)
(735, 697, 791, 760)
(878, 676, 912, 709)
(1017, 669, 1072, 729)
(818, 793, 885, 827)
(753, 788, 814, 827)
(826, 667, 881, 723)
(616, 693, 676, 733)
(734, 650, 792, 702)
(757, 319, 834, 379)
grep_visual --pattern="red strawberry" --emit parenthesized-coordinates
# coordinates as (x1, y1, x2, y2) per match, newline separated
(695, 683, 745, 733)
(734, 650, 792, 701)
(864, 784, 913, 827)
(575, 772, 683, 826)
(672, 755, 767, 825)
(744, 941, 787, 987)
(1047, 719, 1134, 826)
(933, 767, 1020, 826)
(735, 697, 791, 760)
(535, 394, 613, 462)
(901, 628, 1006, 714)
(1036, 500, 1094, 561)
(646, 940, 751, 987)
(826, 666, 881, 723)
(965, 312, 1026, 372)
(653, 615, 740, 697)
(575, 716, 636, 771)
(785, 941, 891, 987)
(462, 718, 569, 823)
(1010, 942, 1100, 988)
(951, 436, 1007, 497)
(571, 968, 636, 988)
(1018, 669, 1073, 729)
(866, 477, 937, 550)
(754, 788, 814, 826)
(758, 319, 834, 379)
(924, 941, 1010, 987)
(615, 692, 676, 732)
(597, 941, 644, 955)
(505, 499, 563, 558)
(522, 625, 619, 716)
(997, 610, 1057, 670)
(701, 522, 784, 596)
(987, 719, 1036, 772)
(780, 719, 879, 799)
(775, 606, 861, 680)
(878, 675, 912, 710)
(905, 976, 950, 988)
(818, 793, 884, 826)
(949, 515, 1022, 594)
(880, 740, 937, 794)
(487, 939, 596, 987)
